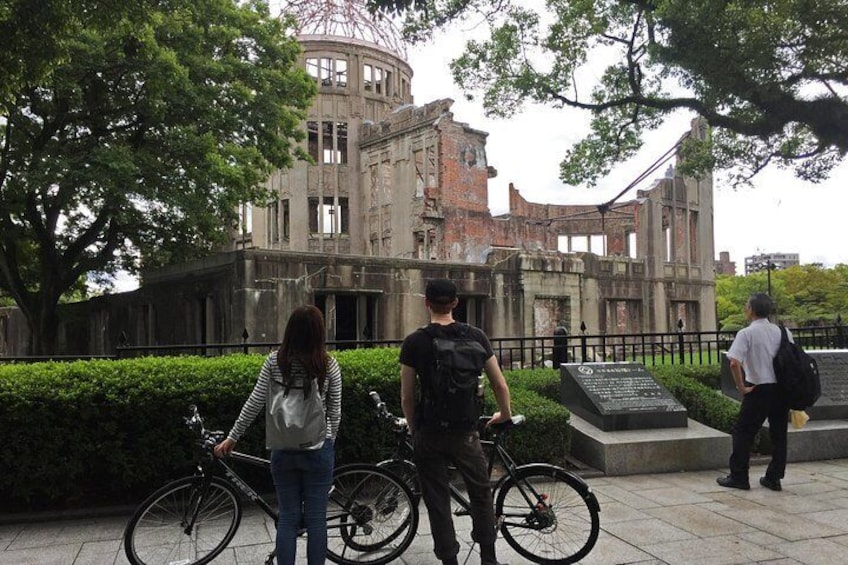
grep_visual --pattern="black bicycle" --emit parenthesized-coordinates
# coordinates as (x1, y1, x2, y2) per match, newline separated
(123, 405, 418, 565)
(370, 391, 601, 564)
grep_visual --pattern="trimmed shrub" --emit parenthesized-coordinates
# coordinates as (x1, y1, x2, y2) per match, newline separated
(0, 349, 572, 511)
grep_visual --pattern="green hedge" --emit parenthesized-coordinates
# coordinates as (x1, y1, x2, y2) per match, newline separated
(0, 349, 572, 511)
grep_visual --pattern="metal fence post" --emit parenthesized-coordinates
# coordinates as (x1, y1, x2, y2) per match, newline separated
(677, 319, 685, 365)
(580, 321, 588, 363)
(242, 328, 250, 354)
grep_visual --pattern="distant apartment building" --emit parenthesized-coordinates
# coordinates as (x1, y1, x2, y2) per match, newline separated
(715, 251, 736, 275)
(744, 252, 800, 275)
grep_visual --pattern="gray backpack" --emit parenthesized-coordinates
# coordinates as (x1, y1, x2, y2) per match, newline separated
(266, 360, 326, 451)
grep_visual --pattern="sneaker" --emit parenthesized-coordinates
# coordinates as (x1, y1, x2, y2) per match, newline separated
(759, 476, 782, 491)
(716, 475, 750, 490)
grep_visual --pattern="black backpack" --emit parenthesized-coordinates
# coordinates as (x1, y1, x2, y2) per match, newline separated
(772, 325, 821, 410)
(422, 324, 489, 430)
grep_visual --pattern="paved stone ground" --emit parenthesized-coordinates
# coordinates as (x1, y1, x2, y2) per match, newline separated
(4, 459, 848, 564)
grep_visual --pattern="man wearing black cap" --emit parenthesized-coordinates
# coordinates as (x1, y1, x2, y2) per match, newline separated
(400, 278, 512, 565)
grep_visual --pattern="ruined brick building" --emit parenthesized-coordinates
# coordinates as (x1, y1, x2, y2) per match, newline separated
(0, 3, 717, 356)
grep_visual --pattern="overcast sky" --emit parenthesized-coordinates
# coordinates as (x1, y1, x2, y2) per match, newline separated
(404, 31, 848, 271)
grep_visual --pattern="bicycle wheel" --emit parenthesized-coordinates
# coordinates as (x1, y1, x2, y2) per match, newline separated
(124, 475, 242, 565)
(376, 458, 421, 504)
(326, 463, 419, 565)
(495, 466, 600, 564)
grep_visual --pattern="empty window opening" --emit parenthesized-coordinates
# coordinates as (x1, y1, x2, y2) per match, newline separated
(306, 58, 319, 80)
(627, 231, 637, 258)
(335, 59, 347, 87)
(374, 67, 383, 94)
(414, 149, 425, 197)
(319, 57, 332, 86)
(590, 234, 606, 255)
(310, 197, 349, 234)
(269, 199, 279, 243)
(570, 236, 589, 253)
(364, 64, 373, 91)
(664, 226, 672, 261)
(282, 199, 290, 239)
(307, 121, 319, 162)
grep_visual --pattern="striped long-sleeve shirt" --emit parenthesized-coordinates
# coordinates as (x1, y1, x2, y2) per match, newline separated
(227, 353, 342, 444)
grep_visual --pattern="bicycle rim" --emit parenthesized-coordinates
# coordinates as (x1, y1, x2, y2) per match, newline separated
(376, 458, 421, 505)
(124, 476, 242, 565)
(326, 464, 419, 565)
(496, 467, 599, 564)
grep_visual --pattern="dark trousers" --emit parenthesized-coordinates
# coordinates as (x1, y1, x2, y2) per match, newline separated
(729, 383, 790, 481)
(412, 430, 497, 562)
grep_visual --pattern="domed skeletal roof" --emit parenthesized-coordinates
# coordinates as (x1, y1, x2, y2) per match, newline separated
(278, 0, 408, 58)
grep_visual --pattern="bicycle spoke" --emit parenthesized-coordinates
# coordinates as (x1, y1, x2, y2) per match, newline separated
(498, 470, 599, 563)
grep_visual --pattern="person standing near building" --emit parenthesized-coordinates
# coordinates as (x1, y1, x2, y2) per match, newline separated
(717, 293, 789, 491)
(215, 305, 342, 565)
(400, 278, 512, 565)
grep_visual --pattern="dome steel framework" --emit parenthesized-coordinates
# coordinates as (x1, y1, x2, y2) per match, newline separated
(278, 0, 408, 57)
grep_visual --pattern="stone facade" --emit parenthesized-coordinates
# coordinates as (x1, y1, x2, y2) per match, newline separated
(0, 34, 718, 357)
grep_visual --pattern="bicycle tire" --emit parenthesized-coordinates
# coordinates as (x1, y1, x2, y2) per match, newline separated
(375, 458, 421, 505)
(124, 475, 242, 565)
(326, 463, 419, 565)
(495, 465, 600, 564)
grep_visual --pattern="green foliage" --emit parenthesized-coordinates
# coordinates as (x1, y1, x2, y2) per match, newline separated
(716, 265, 848, 329)
(369, 0, 848, 186)
(0, 349, 571, 511)
(0, 0, 316, 354)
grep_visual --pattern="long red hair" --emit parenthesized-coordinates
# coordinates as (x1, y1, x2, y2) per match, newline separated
(277, 305, 328, 392)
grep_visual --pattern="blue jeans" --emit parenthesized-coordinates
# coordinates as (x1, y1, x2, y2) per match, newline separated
(270, 440, 335, 565)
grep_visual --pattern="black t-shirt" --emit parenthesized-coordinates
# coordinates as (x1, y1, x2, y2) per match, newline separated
(399, 322, 494, 430)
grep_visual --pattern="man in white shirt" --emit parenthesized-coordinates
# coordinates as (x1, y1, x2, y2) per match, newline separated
(717, 293, 790, 491)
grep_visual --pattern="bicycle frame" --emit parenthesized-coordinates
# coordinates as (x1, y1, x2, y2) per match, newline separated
(373, 394, 552, 517)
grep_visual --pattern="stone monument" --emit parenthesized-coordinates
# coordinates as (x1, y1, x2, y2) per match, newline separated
(560, 362, 688, 431)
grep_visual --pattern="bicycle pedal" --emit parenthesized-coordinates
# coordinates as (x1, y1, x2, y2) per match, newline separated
(454, 508, 470, 517)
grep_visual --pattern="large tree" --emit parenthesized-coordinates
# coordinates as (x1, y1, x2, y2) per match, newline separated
(0, 0, 315, 354)
(370, 0, 848, 185)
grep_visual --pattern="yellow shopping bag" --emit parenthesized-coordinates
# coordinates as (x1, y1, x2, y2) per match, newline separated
(790, 409, 809, 429)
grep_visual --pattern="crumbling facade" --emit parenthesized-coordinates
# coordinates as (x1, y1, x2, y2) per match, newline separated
(0, 25, 718, 357)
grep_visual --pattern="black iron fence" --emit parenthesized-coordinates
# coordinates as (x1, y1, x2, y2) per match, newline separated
(4, 324, 847, 368)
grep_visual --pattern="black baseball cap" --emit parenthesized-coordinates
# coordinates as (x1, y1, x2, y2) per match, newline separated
(425, 279, 457, 305)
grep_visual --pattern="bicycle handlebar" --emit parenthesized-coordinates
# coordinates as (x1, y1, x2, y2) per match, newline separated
(368, 391, 525, 434)
(184, 404, 227, 453)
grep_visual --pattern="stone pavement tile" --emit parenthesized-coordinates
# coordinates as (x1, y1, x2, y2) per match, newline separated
(0, 542, 79, 565)
(73, 540, 120, 565)
(747, 491, 845, 515)
(649, 469, 731, 494)
(800, 507, 848, 528)
(573, 530, 659, 565)
(602, 517, 696, 547)
(828, 533, 848, 548)
(774, 538, 848, 565)
(605, 474, 678, 491)
(737, 529, 794, 547)
(0, 525, 21, 550)
(592, 484, 664, 510)
(701, 492, 766, 513)
(644, 504, 755, 537)
(634, 486, 713, 506)
(710, 505, 847, 542)
(7, 518, 125, 551)
(641, 533, 785, 565)
(233, 542, 275, 564)
(596, 501, 653, 524)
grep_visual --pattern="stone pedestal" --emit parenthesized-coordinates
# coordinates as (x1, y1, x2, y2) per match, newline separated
(560, 362, 688, 431)
(568, 413, 729, 475)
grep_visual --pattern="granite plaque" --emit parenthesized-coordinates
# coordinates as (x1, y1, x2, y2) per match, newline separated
(720, 350, 848, 420)
(560, 362, 688, 431)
